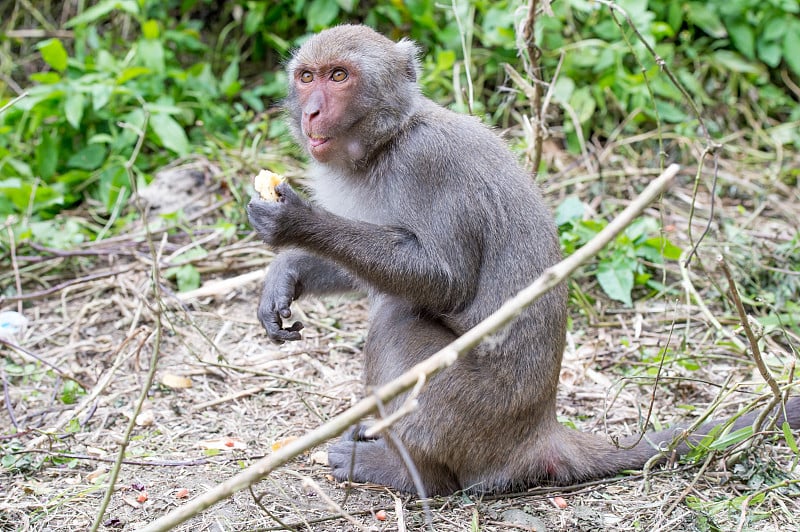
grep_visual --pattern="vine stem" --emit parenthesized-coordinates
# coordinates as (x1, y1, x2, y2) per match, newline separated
(716, 255, 782, 405)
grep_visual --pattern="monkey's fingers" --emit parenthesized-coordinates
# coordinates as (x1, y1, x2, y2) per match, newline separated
(273, 182, 295, 203)
(259, 308, 304, 343)
(268, 324, 303, 343)
(286, 321, 304, 333)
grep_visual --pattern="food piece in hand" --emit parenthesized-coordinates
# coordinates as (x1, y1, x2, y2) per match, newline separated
(253, 170, 286, 202)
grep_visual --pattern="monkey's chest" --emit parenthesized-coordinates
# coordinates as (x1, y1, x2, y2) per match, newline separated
(309, 172, 397, 225)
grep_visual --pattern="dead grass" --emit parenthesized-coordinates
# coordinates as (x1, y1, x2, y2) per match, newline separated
(1, 143, 799, 531)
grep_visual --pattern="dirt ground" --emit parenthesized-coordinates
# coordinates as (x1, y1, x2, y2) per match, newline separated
(1, 153, 799, 531)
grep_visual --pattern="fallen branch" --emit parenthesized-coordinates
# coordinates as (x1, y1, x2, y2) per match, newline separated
(137, 164, 680, 532)
(176, 268, 266, 301)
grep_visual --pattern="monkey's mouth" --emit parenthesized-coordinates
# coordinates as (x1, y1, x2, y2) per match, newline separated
(308, 135, 330, 148)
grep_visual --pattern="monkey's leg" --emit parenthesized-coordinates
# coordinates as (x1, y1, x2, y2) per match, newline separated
(328, 297, 461, 495)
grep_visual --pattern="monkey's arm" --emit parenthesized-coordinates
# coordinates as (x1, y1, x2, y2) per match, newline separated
(259, 249, 358, 342)
(247, 183, 478, 313)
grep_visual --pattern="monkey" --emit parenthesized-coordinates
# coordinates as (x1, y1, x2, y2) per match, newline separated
(246, 24, 800, 495)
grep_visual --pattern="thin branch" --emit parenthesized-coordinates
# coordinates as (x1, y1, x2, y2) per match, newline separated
(717, 255, 782, 406)
(0, 91, 28, 116)
(0, 266, 137, 304)
(136, 164, 680, 532)
(519, 0, 545, 173)
(90, 108, 160, 532)
(0, 338, 92, 391)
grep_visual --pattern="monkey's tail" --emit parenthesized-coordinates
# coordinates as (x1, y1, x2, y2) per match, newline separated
(549, 396, 800, 484)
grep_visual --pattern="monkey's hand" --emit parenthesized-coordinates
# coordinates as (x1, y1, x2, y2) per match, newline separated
(246, 182, 310, 248)
(258, 255, 306, 343)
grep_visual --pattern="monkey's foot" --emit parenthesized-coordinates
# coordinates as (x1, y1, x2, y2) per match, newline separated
(328, 433, 417, 493)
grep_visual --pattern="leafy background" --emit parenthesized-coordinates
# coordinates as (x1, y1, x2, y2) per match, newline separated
(2, 0, 799, 305)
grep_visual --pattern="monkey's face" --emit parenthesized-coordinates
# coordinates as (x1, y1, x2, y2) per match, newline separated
(290, 63, 363, 163)
(284, 25, 422, 166)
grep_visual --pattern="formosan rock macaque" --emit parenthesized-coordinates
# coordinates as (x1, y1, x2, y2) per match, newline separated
(247, 25, 800, 495)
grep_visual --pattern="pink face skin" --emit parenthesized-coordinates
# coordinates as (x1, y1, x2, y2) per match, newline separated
(294, 63, 359, 163)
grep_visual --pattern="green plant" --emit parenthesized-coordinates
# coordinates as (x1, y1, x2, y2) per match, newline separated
(556, 196, 682, 306)
(0, 0, 251, 248)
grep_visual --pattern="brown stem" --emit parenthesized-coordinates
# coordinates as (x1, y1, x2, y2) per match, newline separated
(717, 255, 782, 406)
(520, 0, 544, 174)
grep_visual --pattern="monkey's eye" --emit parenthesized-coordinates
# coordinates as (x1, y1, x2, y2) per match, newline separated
(331, 68, 348, 82)
(300, 71, 314, 83)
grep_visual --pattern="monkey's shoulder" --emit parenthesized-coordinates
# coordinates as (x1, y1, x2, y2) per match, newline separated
(392, 106, 531, 188)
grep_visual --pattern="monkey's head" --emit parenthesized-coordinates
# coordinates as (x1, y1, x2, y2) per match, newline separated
(285, 25, 422, 166)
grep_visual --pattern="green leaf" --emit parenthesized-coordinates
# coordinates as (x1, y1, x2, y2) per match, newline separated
(654, 100, 689, 123)
(435, 49, 456, 72)
(29, 71, 61, 84)
(554, 196, 585, 226)
(643, 237, 683, 261)
(5, 158, 33, 178)
(757, 40, 783, 67)
(36, 132, 59, 180)
(762, 16, 789, 42)
(60, 380, 85, 405)
(96, 164, 129, 212)
(708, 426, 753, 451)
(785, 27, 800, 77)
(625, 217, 657, 242)
(37, 38, 69, 72)
(336, 0, 357, 11)
(570, 87, 596, 124)
(167, 264, 201, 292)
(66, 144, 108, 170)
(597, 260, 634, 306)
(65, 0, 139, 27)
(142, 19, 160, 40)
(138, 39, 165, 75)
(712, 50, 765, 75)
(725, 19, 755, 59)
(552, 76, 576, 104)
(687, 2, 726, 38)
(90, 84, 113, 111)
(244, 9, 264, 35)
(667, 2, 682, 33)
(783, 421, 799, 453)
(116, 66, 152, 84)
(64, 91, 86, 129)
(149, 113, 190, 156)
(220, 60, 240, 98)
(306, 0, 340, 31)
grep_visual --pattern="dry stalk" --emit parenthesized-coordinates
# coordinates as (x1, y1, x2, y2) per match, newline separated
(393, 491, 407, 532)
(90, 107, 167, 532)
(1, 338, 92, 392)
(136, 164, 679, 532)
(296, 474, 368, 531)
(0, 90, 28, 115)
(679, 249, 745, 352)
(591, 0, 722, 264)
(518, 0, 545, 173)
(717, 255, 783, 418)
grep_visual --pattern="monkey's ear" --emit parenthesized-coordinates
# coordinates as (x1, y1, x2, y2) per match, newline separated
(395, 38, 421, 82)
